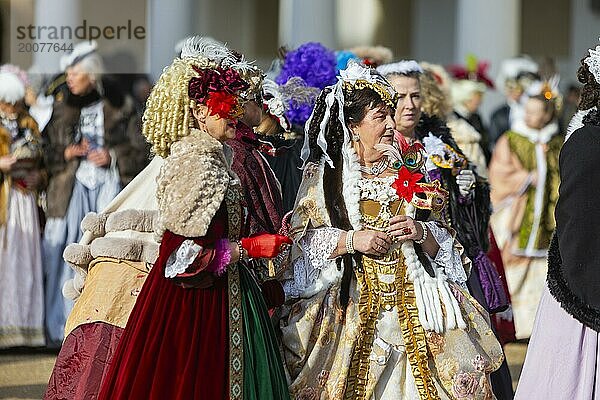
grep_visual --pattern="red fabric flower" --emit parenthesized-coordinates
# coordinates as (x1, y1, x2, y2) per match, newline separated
(392, 166, 424, 202)
(188, 66, 249, 104)
(206, 91, 237, 119)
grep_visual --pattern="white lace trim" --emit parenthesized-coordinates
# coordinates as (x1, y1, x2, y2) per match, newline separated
(584, 43, 600, 86)
(283, 228, 342, 300)
(164, 240, 203, 278)
(565, 108, 594, 142)
(426, 221, 468, 288)
(357, 176, 398, 206)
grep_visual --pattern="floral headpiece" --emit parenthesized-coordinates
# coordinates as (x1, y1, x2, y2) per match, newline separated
(142, 37, 258, 157)
(300, 61, 398, 167)
(584, 37, 600, 84)
(339, 62, 398, 109)
(180, 36, 263, 102)
(188, 66, 248, 119)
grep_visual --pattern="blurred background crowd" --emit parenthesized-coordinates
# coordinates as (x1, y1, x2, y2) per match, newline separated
(0, 0, 599, 397)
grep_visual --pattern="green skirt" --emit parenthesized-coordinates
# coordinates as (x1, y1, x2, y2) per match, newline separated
(240, 265, 290, 400)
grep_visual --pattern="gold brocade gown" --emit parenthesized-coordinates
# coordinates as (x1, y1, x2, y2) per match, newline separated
(283, 176, 503, 400)
(346, 197, 442, 399)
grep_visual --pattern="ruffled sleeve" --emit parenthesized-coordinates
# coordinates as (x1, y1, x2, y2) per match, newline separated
(282, 227, 343, 300)
(425, 221, 468, 288)
(160, 204, 230, 288)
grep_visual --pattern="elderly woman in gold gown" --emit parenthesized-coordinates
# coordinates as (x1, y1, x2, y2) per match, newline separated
(278, 62, 503, 400)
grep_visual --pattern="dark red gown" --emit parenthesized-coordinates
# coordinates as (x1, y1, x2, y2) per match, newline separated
(97, 203, 289, 399)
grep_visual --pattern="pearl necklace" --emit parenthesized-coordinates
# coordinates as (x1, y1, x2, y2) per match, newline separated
(359, 157, 390, 176)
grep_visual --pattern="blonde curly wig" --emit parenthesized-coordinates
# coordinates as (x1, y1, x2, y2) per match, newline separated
(142, 56, 216, 158)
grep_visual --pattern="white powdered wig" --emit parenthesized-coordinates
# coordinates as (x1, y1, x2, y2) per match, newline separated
(0, 71, 26, 104)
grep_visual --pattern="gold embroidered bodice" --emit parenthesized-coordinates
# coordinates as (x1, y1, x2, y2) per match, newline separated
(345, 180, 440, 400)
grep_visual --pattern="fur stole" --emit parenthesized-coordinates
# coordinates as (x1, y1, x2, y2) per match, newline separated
(156, 128, 232, 238)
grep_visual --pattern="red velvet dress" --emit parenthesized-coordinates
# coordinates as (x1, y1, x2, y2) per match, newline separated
(98, 204, 231, 399)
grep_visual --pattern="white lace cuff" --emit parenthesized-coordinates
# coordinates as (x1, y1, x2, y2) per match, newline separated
(282, 227, 342, 300)
(165, 240, 203, 278)
(425, 222, 467, 287)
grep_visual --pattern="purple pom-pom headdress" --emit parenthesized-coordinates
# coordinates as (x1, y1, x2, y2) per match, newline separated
(276, 42, 337, 127)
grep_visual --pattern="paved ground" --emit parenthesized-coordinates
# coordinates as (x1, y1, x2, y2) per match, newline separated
(0, 342, 528, 399)
(0, 348, 57, 400)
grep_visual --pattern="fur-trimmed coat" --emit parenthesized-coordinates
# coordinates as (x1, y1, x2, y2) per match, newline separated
(548, 109, 600, 331)
(43, 87, 148, 218)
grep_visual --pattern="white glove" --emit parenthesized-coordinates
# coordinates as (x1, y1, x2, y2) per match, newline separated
(456, 169, 476, 197)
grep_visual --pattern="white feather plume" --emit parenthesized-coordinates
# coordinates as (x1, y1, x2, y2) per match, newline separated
(180, 36, 230, 61)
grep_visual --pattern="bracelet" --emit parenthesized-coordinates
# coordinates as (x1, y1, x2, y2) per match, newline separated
(345, 230, 355, 254)
(236, 240, 246, 262)
(414, 221, 428, 245)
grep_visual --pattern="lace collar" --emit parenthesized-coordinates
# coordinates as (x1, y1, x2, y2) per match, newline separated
(357, 176, 398, 206)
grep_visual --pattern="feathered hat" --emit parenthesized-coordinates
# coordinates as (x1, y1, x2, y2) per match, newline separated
(447, 54, 494, 89)
(448, 55, 493, 106)
(349, 45, 394, 68)
(495, 56, 538, 91)
(60, 40, 101, 72)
